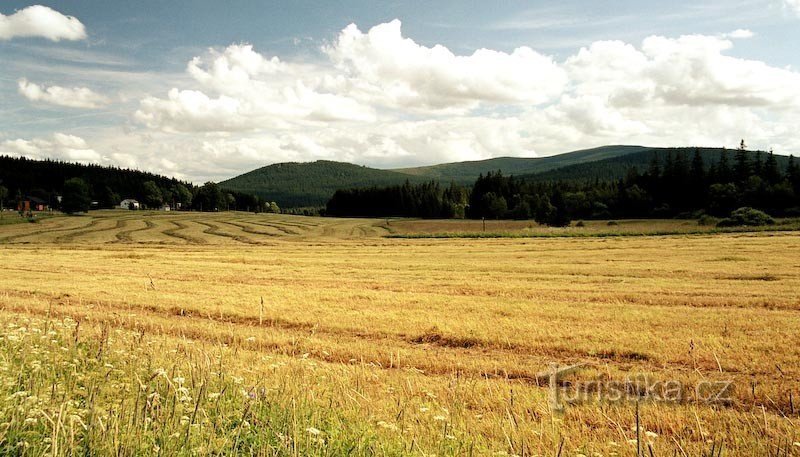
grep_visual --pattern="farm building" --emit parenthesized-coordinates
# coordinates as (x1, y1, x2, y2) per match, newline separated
(17, 196, 49, 212)
(120, 199, 140, 210)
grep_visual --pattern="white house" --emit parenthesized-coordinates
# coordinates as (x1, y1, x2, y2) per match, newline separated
(120, 199, 140, 210)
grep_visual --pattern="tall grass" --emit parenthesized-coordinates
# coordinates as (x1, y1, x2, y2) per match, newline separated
(0, 316, 414, 455)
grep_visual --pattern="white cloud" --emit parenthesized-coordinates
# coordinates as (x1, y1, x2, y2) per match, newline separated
(1, 133, 101, 163)
(566, 35, 800, 108)
(326, 20, 566, 110)
(786, 0, 800, 15)
(18, 78, 110, 109)
(49, 20, 800, 182)
(724, 29, 755, 39)
(0, 5, 86, 41)
(135, 44, 376, 132)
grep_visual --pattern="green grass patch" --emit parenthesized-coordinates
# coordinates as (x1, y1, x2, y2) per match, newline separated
(386, 221, 800, 239)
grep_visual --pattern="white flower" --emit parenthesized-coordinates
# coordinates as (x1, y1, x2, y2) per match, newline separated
(306, 427, 322, 436)
(433, 415, 447, 422)
(645, 431, 658, 439)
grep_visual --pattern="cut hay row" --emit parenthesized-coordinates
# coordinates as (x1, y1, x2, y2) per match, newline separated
(114, 219, 154, 243)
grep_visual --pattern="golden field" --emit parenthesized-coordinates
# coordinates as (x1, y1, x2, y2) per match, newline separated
(0, 211, 798, 455)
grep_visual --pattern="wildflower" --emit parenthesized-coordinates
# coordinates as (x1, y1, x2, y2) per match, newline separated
(208, 392, 221, 400)
(645, 431, 658, 439)
(306, 427, 322, 436)
(433, 415, 447, 422)
(377, 421, 399, 431)
(246, 337, 255, 342)
(7, 391, 28, 400)
(172, 377, 185, 385)
(23, 417, 37, 425)
(419, 406, 430, 413)
(446, 434, 456, 440)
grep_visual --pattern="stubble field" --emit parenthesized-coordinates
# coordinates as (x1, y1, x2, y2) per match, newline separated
(0, 211, 797, 455)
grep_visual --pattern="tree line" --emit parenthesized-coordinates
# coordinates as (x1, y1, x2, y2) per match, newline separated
(0, 156, 280, 214)
(326, 145, 800, 225)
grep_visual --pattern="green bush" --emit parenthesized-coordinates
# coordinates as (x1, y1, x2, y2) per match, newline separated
(697, 215, 720, 226)
(716, 207, 775, 227)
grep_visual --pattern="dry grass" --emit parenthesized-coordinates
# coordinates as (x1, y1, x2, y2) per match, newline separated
(0, 211, 798, 455)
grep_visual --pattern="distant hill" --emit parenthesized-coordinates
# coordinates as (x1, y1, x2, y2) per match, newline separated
(393, 146, 650, 183)
(221, 146, 651, 207)
(218, 145, 797, 208)
(519, 147, 793, 183)
(219, 160, 428, 208)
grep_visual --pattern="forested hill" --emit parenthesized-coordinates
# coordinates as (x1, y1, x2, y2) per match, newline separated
(0, 155, 190, 206)
(220, 146, 652, 207)
(219, 160, 428, 208)
(392, 146, 650, 183)
(520, 147, 793, 183)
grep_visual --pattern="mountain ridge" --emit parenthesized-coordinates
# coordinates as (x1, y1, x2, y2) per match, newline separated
(220, 145, 796, 207)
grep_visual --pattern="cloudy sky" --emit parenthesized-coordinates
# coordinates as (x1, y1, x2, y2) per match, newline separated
(2, 0, 800, 182)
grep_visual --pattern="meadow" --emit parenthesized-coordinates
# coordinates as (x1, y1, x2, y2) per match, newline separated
(0, 211, 798, 455)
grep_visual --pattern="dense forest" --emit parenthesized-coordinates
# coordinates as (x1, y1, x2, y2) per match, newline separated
(326, 181, 468, 218)
(326, 146, 800, 225)
(0, 156, 277, 213)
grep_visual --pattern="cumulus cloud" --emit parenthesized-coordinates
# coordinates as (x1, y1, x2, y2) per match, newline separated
(724, 29, 755, 39)
(0, 5, 86, 41)
(565, 35, 800, 109)
(786, 0, 800, 15)
(326, 20, 566, 110)
(118, 21, 800, 180)
(135, 44, 375, 132)
(1, 133, 101, 163)
(18, 78, 110, 109)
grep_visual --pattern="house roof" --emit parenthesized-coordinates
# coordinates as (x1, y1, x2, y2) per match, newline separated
(26, 196, 48, 204)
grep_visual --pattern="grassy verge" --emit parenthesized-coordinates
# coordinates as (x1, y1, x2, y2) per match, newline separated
(0, 212, 59, 226)
(386, 221, 800, 239)
(0, 315, 417, 456)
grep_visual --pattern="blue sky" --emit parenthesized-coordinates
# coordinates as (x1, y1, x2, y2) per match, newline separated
(2, 0, 800, 182)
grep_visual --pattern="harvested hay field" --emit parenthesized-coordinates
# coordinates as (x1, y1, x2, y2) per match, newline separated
(0, 211, 798, 455)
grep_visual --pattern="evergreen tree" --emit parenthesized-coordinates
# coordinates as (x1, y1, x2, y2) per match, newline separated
(788, 155, 799, 194)
(752, 150, 763, 177)
(0, 185, 7, 216)
(717, 148, 732, 183)
(734, 140, 750, 183)
(690, 148, 705, 184)
(763, 149, 781, 184)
